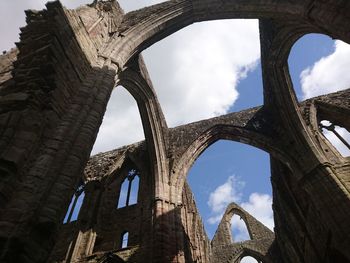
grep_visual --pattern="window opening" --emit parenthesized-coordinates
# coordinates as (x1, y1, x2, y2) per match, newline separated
(117, 178, 129, 208)
(319, 120, 350, 156)
(129, 173, 139, 205)
(240, 256, 260, 263)
(121, 232, 129, 249)
(231, 214, 251, 242)
(117, 169, 140, 208)
(63, 184, 85, 223)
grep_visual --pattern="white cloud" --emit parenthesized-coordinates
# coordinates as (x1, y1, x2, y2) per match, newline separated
(231, 214, 251, 242)
(240, 192, 274, 230)
(301, 40, 350, 99)
(94, 19, 260, 151)
(143, 19, 260, 127)
(300, 43, 350, 157)
(91, 87, 144, 155)
(207, 175, 244, 221)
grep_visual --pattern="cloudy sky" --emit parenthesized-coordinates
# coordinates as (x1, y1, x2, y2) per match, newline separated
(1, 1, 350, 260)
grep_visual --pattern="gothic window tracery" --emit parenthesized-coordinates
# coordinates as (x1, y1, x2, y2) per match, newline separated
(117, 168, 140, 208)
(63, 184, 85, 223)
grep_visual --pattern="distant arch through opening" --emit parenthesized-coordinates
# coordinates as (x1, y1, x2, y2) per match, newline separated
(187, 139, 273, 239)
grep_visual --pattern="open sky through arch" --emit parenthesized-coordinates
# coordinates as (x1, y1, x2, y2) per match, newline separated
(1, 1, 350, 251)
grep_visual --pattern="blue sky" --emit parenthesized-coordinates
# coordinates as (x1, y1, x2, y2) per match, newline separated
(1, 1, 350, 259)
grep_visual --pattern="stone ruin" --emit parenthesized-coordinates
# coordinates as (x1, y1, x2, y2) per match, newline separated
(0, 0, 349, 262)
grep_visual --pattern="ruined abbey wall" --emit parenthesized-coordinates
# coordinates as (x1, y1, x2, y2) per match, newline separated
(0, 0, 350, 262)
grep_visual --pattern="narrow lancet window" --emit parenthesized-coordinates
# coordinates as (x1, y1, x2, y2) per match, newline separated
(63, 184, 85, 223)
(129, 173, 139, 205)
(121, 232, 129, 249)
(117, 169, 140, 208)
(117, 178, 129, 208)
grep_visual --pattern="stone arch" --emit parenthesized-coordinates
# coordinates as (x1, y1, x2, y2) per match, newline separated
(106, 0, 350, 171)
(118, 58, 169, 198)
(258, 20, 345, 170)
(212, 202, 274, 246)
(105, 1, 303, 65)
(211, 202, 274, 263)
(103, 0, 350, 176)
(227, 209, 253, 242)
(105, 0, 350, 66)
(170, 124, 294, 203)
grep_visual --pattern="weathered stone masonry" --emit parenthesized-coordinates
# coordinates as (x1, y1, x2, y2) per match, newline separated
(0, 0, 349, 262)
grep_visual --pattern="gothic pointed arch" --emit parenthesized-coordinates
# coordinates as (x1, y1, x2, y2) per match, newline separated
(211, 202, 274, 263)
(170, 123, 295, 203)
(118, 56, 169, 199)
(105, 0, 350, 67)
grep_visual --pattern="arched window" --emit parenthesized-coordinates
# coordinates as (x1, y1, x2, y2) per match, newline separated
(121, 231, 129, 249)
(63, 184, 85, 223)
(117, 169, 140, 208)
(231, 214, 251, 242)
(129, 174, 139, 205)
(319, 120, 350, 157)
